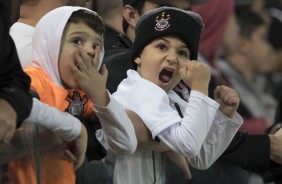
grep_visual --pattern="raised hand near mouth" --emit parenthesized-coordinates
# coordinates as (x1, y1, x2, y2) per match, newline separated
(179, 60, 211, 95)
(72, 46, 109, 107)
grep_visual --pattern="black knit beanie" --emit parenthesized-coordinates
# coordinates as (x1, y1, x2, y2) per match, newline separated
(131, 6, 204, 69)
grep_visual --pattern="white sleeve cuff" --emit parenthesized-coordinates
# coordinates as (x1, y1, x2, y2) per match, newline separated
(93, 93, 137, 155)
(190, 90, 220, 109)
(26, 98, 81, 142)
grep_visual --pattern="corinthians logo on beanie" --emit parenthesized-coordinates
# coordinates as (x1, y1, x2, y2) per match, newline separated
(155, 11, 171, 31)
(131, 7, 204, 69)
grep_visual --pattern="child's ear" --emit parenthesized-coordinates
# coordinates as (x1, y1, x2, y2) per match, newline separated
(123, 5, 140, 28)
(134, 56, 141, 65)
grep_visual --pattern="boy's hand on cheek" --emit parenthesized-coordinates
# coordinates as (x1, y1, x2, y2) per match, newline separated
(213, 85, 240, 118)
(179, 60, 210, 95)
(72, 47, 109, 106)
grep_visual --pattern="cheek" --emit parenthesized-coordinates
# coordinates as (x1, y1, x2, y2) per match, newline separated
(61, 68, 78, 89)
(139, 63, 158, 81)
(173, 73, 182, 84)
(60, 64, 70, 79)
(59, 58, 75, 80)
(61, 52, 76, 68)
(140, 58, 156, 72)
(139, 67, 155, 80)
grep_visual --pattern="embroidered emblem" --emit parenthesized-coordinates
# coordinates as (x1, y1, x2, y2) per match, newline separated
(65, 91, 88, 116)
(155, 12, 170, 31)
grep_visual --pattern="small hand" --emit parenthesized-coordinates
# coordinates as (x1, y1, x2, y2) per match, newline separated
(0, 99, 17, 143)
(165, 151, 192, 179)
(214, 85, 240, 118)
(179, 60, 210, 95)
(64, 123, 88, 170)
(72, 46, 109, 106)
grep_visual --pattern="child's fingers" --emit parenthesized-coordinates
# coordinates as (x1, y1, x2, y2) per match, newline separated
(64, 149, 77, 163)
(184, 158, 192, 179)
(219, 90, 233, 104)
(179, 63, 188, 80)
(178, 59, 187, 70)
(71, 63, 81, 75)
(99, 64, 108, 81)
(226, 94, 239, 105)
(0, 126, 9, 144)
(219, 88, 239, 105)
(222, 95, 234, 105)
(3, 128, 14, 144)
(213, 86, 220, 100)
(92, 46, 101, 68)
(74, 154, 85, 170)
(80, 52, 92, 69)
(74, 52, 87, 72)
(179, 68, 186, 80)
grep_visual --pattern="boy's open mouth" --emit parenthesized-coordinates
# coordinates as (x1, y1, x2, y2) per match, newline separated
(159, 67, 174, 87)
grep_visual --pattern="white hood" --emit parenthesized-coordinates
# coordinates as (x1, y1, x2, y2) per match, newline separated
(32, 6, 105, 87)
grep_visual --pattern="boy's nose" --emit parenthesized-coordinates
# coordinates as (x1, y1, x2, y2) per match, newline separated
(87, 51, 95, 58)
(86, 46, 95, 58)
(165, 52, 177, 65)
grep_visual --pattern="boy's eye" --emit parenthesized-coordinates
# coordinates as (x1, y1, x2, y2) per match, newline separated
(156, 43, 167, 51)
(72, 38, 82, 45)
(178, 50, 189, 58)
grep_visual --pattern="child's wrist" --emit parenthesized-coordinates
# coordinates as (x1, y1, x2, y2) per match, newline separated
(191, 86, 208, 96)
(90, 90, 109, 107)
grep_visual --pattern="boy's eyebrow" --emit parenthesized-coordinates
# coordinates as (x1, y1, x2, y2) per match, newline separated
(69, 31, 88, 36)
(157, 38, 188, 49)
(69, 31, 103, 45)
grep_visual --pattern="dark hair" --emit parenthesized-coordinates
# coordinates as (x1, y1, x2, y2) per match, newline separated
(122, 0, 145, 33)
(237, 10, 266, 38)
(67, 9, 105, 35)
(19, 0, 38, 5)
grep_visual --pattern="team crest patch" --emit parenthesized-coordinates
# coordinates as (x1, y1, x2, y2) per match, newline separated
(65, 91, 88, 116)
(155, 12, 170, 31)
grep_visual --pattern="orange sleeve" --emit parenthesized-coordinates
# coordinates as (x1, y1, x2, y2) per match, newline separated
(24, 66, 49, 101)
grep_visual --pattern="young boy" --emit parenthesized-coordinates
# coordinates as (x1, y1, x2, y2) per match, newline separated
(8, 6, 137, 184)
(113, 7, 243, 183)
